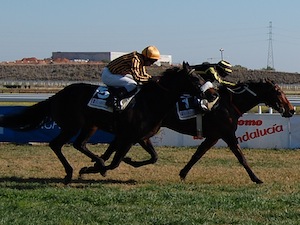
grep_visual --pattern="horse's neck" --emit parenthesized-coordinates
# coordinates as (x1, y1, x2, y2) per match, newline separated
(228, 86, 261, 114)
(140, 83, 180, 115)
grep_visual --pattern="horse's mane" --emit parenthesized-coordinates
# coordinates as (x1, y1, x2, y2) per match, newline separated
(139, 66, 182, 92)
(161, 66, 181, 77)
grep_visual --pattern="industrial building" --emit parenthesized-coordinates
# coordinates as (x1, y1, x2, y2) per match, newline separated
(52, 51, 172, 65)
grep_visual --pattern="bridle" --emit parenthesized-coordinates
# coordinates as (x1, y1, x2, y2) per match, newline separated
(226, 81, 286, 115)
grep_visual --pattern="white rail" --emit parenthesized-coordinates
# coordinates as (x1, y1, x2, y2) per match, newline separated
(0, 93, 299, 114)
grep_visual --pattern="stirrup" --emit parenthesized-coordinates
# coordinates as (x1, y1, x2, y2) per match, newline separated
(206, 96, 219, 111)
(200, 99, 209, 111)
(105, 96, 114, 107)
(114, 98, 123, 111)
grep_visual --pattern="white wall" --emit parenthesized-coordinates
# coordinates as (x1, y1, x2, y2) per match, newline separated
(150, 114, 300, 149)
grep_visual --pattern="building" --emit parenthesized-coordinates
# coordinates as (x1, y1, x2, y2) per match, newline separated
(52, 51, 172, 65)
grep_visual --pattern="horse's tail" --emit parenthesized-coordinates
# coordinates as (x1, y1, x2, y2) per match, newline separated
(0, 99, 52, 131)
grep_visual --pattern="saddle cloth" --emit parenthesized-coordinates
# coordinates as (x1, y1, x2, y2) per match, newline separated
(87, 86, 134, 112)
(176, 94, 198, 120)
(176, 94, 203, 137)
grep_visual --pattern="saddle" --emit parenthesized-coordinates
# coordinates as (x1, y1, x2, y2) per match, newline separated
(105, 87, 137, 111)
(87, 86, 137, 112)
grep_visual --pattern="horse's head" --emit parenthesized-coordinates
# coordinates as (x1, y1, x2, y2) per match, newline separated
(255, 79, 294, 117)
(157, 61, 203, 97)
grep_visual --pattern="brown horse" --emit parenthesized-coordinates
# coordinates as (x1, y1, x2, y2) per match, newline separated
(0, 62, 203, 184)
(99, 79, 294, 184)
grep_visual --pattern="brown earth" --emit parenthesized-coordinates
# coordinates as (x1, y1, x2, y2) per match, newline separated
(1, 63, 300, 85)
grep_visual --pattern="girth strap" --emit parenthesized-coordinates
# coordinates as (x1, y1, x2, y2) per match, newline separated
(196, 114, 203, 137)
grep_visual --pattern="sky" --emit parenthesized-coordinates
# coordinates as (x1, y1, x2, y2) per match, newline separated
(1, 0, 300, 73)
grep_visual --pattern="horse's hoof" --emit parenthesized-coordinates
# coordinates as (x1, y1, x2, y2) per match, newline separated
(255, 179, 264, 184)
(63, 175, 72, 185)
(95, 157, 105, 167)
(79, 167, 88, 175)
(123, 157, 132, 163)
(179, 170, 187, 180)
(99, 169, 107, 177)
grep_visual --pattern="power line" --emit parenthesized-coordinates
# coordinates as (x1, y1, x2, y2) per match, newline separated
(267, 21, 274, 70)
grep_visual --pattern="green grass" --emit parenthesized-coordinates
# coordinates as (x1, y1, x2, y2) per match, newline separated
(0, 144, 300, 224)
(1, 181, 299, 224)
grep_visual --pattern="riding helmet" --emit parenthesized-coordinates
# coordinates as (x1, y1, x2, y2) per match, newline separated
(217, 60, 232, 77)
(142, 46, 161, 60)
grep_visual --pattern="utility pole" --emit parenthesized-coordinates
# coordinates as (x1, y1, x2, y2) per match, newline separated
(219, 48, 224, 60)
(267, 21, 274, 70)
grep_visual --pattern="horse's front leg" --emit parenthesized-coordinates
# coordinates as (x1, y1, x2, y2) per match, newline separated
(100, 138, 118, 161)
(123, 138, 158, 167)
(79, 139, 133, 177)
(180, 137, 218, 180)
(101, 140, 133, 176)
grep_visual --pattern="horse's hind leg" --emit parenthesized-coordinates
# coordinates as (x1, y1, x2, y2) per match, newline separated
(49, 129, 77, 184)
(123, 138, 158, 167)
(73, 126, 104, 165)
(180, 137, 218, 180)
(227, 142, 263, 184)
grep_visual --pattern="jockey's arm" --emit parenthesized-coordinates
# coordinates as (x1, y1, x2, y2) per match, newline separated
(210, 67, 235, 86)
(131, 57, 152, 82)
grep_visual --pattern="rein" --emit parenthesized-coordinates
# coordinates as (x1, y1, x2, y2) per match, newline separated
(226, 84, 257, 96)
(226, 84, 258, 116)
(229, 93, 243, 117)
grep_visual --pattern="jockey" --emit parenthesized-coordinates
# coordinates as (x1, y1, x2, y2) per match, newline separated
(101, 45, 160, 110)
(194, 60, 235, 111)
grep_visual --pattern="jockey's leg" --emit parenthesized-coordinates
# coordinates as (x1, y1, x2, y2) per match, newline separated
(199, 81, 219, 111)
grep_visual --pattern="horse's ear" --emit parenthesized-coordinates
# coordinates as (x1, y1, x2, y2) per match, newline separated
(182, 61, 190, 71)
(182, 61, 190, 67)
(265, 78, 275, 85)
(265, 78, 273, 82)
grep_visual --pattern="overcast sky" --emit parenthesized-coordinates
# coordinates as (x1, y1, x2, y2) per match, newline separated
(1, 0, 300, 72)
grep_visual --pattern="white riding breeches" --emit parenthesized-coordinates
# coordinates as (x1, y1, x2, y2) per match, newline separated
(101, 67, 137, 92)
(200, 81, 214, 92)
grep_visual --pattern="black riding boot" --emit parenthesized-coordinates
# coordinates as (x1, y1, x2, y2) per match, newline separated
(195, 90, 219, 112)
(114, 87, 137, 111)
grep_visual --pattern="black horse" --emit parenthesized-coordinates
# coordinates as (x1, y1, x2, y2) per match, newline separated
(99, 79, 294, 184)
(0, 62, 203, 184)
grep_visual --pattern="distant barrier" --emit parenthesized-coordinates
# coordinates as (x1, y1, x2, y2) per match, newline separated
(1, 106, 300, 149)
(1, 95, 300, 149)
(0, 106, 114, 144)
